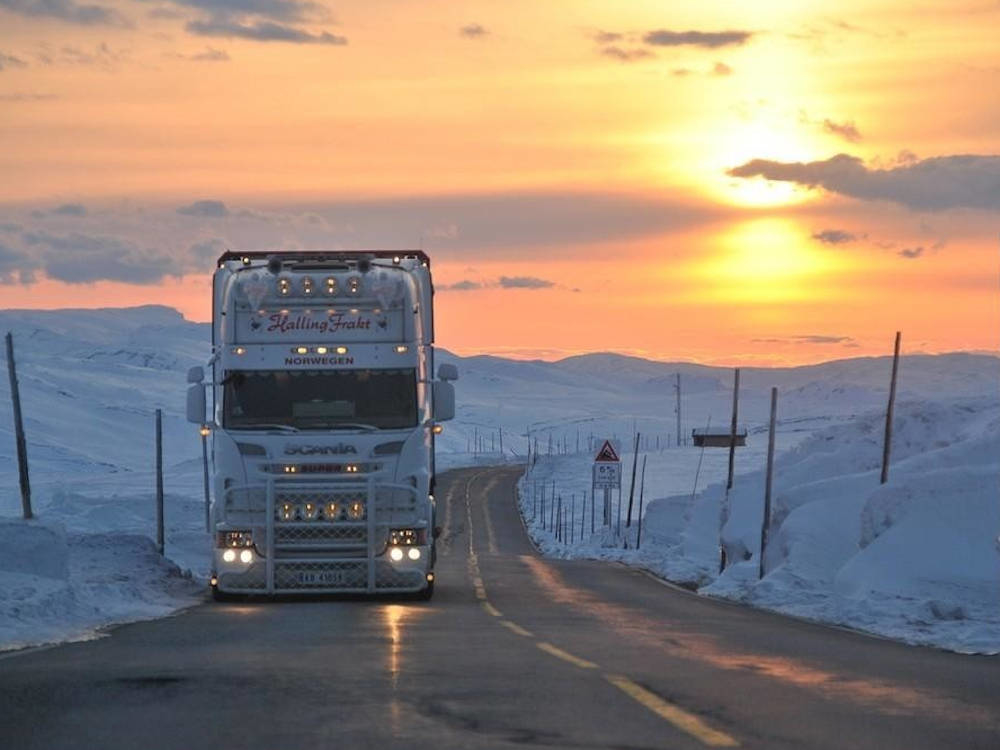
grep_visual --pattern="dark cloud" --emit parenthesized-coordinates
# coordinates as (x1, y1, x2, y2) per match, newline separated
(177, 199, 229, 217)
(753, 335, 855, 345)
(823, 118, 862, 142)
(21, 231, 175, 284)
(288, 191, 717, 253)
(171, 46, 231, 61)
(811, 229, 857, 244)
(0, 0, 125, 25)
(593, 30, 622, 43)
(189, 237, 226, 262)
(161, 0, 321, 22)
(439, 279, 482, 291)
(459, 23, 487, 38)
(186, 18, 347, 44)
(898, 246, 925, 259)
(52, 203, 87, 217)
(0, 92, 58, 101)
(642, 29, 752, 48)
(727, 153, 1000, 211)
(602, 47, 654, 62)
(0, 51, 28, 71)
(0, 242, 38, 284)
(498, 276, 554, 289)
(0, 223, 23, 232)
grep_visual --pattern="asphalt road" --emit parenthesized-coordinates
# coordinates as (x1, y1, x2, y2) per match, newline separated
(2, 466, 998, 749)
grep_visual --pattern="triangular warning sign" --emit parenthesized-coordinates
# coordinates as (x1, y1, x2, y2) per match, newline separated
(594, 440, 620, 462)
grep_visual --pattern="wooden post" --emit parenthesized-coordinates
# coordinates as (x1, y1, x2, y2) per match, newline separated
(727, 368, 740, 490)
(5, 332, 32, 520)
(759, 387, 778, 580)
(155, 408, 164, 555)
(636, 456, 647, 549)
(625, 432, 641, 527)
(881, 332, 901, 485)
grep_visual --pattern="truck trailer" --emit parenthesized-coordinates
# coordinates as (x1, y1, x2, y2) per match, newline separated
(186, 250, 456, 599)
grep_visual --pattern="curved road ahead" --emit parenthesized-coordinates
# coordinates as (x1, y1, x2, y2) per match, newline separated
(2, 466, 998, 749)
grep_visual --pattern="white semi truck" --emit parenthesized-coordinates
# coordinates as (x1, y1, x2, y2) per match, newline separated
(186, 250, 456, 599)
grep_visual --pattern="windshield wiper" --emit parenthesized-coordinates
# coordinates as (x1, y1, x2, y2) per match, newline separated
(322, 423, 379, 432)
(234, 423, 300, 433)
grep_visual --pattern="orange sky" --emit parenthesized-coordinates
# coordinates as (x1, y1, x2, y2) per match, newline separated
(1, 1, 997, 364)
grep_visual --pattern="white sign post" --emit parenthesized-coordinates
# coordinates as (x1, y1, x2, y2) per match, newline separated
(592, 440, 621, 527)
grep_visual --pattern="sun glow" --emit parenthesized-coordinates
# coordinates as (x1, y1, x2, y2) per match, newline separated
(697, 218, 845, 303)
(708, 121, 818, 208)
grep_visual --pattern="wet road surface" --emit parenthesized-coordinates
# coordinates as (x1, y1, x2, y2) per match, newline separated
(1, 466, 998, 749)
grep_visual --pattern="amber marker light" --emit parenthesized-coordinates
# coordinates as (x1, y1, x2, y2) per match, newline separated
(336, 346, 348, 355)
(199, 425, 211, 437)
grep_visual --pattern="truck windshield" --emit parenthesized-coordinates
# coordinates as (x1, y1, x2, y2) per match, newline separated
(223, 369, 418, 430)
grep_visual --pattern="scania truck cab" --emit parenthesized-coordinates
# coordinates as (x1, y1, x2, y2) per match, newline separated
(187, 251, 455, 599)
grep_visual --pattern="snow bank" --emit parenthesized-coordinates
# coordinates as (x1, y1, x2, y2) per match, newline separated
(517, 398, 1000, 654)
(0, 518, 202, 652)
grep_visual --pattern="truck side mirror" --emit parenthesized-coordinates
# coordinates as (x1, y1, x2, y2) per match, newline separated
(187, 366, 204, 384)
(433, 381, 455, 421)
(187, 384, 206, 424)
(437, 363, 458, 382)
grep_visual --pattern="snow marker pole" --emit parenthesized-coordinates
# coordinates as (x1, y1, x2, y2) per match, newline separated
(636, 456, 647, 550)
(759, 387, 777, 580)
(881, 331, 901, 485)
(155, 408, 164, 556)
(5, 332, 32, 520)
(625, 432, 641, 527)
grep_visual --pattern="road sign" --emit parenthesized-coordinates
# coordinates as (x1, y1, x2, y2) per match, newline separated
(592, 461, 621, 489)
(594, 440, 620, 463)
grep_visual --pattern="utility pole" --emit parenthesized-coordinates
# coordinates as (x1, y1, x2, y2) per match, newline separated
(5, 332, 32, 520)
(881, 332, 901, 485)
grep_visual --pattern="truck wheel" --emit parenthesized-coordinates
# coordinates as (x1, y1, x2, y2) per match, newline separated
(414, 578, 434, 601)
(211, 585, 238, 602)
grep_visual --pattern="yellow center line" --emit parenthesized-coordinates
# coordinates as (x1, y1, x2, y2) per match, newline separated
(481, 601, 502, 617)
(606, 674, 740, 748)
(499, 620, 533, 637)
(536, 642, 598, 669)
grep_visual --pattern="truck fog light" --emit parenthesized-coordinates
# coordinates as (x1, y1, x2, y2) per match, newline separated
(239, 549, 254, 564)
(407, 547, 421, 561)
(303, 502, 319, 520)
(222, 549, 237, 563)
(347, 500, 365, 520)
(389, 547, 404, 562)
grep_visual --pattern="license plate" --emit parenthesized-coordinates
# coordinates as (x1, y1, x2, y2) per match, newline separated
(296, 570, 347, 586)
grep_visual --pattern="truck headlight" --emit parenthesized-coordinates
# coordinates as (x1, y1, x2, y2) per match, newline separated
(389, 547, 404, 562)
(407, 548, 421, 561)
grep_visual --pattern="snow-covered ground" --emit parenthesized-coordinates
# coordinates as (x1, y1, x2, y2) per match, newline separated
(1, 305, 997, 653)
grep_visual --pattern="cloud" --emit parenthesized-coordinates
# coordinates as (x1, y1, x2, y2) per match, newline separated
(150, 0, 322, 21)
(0, 52, 28, 71)
(712, 61, 732, 76)
(592, 30, 622, 44)
(186, 18, 347, 44)
(439, 279, 482, 291)
(642, 29, 752, 48)
(177, 199, 229, 217)
(0, 223, 23, 232)
(459, 23, 487, 38)
(602, 47, 654, 62)
(727, 153, 1000, 211)
(498, 275, 554, 289)
(0, 242, 38, 284)
(171, 46, 231, 61)
(823, 118, 861, 142)
(189, 237, 226, 262)
(57, 43, 129, 67)
(0, 0, 125, 25)
(811, 229, 857, 244)
(753, 334, 856, 345)
(0, 92, 58, 101)
(52, 203, 87, 217)
(20, 231, 175, 284)
(898, 246, 924, 259)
